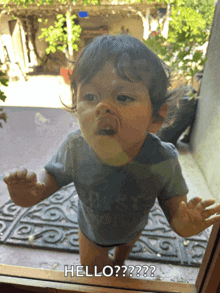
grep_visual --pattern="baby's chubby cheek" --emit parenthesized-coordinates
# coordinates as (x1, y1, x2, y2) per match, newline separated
(77, 102, 92, 116)
(77, 103, 93, 126)
(77, 105, 105, 146)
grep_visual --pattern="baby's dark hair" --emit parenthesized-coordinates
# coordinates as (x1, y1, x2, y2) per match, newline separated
(61, 34, 184, 124)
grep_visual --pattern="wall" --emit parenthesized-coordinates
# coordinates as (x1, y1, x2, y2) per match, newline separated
(0, 15, 15, 63)
(190, 0, 220, 202)
(9, 19, 26, 71)
(107, 14, 143, 40)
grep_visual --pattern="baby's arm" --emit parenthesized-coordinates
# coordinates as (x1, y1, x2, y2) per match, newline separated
(160, 195, 220, 237)
(3, 167, 60, 208)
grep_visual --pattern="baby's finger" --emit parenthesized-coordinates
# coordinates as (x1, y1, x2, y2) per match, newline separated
(3, 173, 10, 184)
(203, 204, 220, 218)
(213, 203, 220, 214)
(26, 171, 37, 182)
(197, 199, 216, 212)
(187, 197, 202, 209)
(17, 167, 28, 180)
(204, 214, 220, 227)
(6, 168, 19, 181)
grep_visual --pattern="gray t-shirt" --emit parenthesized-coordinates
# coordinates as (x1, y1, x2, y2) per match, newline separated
(44, 129, 189, 246)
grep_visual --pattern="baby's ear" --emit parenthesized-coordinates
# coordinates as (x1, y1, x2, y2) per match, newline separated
(148, 104, 168, 133)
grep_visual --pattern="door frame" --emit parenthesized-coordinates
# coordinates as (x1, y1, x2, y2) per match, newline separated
(195, 220, 220, 293)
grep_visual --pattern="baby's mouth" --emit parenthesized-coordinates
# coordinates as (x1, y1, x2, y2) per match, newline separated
(98, 126, 115, 136)
(95, 115, 118, 136)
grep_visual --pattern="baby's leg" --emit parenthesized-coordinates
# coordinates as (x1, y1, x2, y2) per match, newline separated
(78, 228, 114, 275)
(112, 231, 142, 267)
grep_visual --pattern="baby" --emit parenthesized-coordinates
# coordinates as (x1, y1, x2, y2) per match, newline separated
(3, 34, 220, 278)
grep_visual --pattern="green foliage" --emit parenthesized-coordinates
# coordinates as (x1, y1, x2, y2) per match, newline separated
(0, 62, 9, 128)
(0, 90, 7, 103)
(0, 69, 9, 103)
(38, 13, 82, 54)
(143, 0, 215, 99)
(2, 0, 102, 8)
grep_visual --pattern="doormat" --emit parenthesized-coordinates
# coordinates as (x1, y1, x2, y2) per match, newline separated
(0, 183, 211, 267)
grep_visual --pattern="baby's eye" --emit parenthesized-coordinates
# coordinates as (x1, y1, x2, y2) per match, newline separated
(84, 94, 98, 101)
(117, 95, 135, 102)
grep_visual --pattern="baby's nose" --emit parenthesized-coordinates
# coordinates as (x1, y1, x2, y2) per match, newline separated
(95, 103, 112, 116)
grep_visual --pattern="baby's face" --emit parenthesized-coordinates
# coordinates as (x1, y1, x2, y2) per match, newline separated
(76, 62, 154, 166)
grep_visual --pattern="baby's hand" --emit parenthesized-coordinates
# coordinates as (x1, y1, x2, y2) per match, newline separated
(171, 197, 220, 237)
(3, 167, 45, 207)
(178, 197, 220, 230)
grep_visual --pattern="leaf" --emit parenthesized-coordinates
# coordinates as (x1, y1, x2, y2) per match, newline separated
(0, 90, 7, 102)
(0, 78, 9, 87)
(71, 14, 77, 20)
(57, 14, 64, 20)
(199, 57, 209, 66)
(192, 51, 203, 62)
(46, 48, 51, 54)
